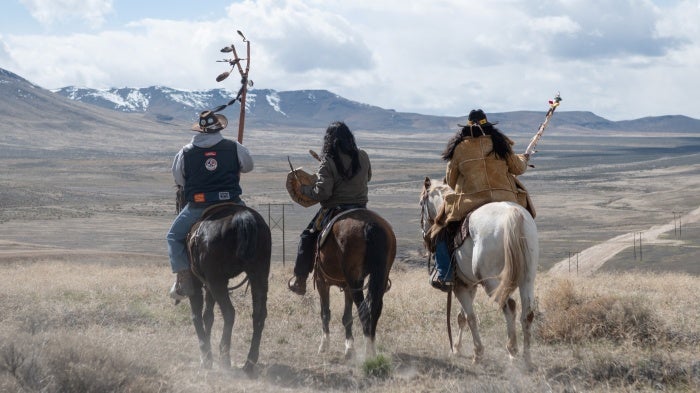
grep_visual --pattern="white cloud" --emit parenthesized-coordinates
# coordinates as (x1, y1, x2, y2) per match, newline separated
(1, 0, 700, 120)
(20, 0, 113, 29)
(0, 35, 11, 65)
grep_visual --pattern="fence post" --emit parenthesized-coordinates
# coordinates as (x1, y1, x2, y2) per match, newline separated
(262, 203, 292, 265)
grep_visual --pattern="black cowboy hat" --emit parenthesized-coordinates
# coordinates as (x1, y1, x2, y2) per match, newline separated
(458, 108, 496, 128)
(468, 109, 489, 125)
(191, 110, 228, 133)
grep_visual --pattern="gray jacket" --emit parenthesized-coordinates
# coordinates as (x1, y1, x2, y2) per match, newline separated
(301, 149, 371, 208)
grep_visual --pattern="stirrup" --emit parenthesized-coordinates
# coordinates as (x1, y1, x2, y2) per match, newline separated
(168, 281, 187, 304)
(430, 271, 453, 293)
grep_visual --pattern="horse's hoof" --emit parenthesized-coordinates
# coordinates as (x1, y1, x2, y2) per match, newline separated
(242, 361, 259, 379)
(344, 348, 355, 360)
(524, 360, 535, 372)
(200, 357, 213, 370)
(318, 334, 330, 354)
(219, 355, 232, 370)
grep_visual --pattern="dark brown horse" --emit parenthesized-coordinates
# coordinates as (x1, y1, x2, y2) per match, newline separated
(177, 189, 271, 376)
(314, 209, 396, 358)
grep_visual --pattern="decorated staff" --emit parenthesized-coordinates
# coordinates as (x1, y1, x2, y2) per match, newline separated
(524, 92, 562, 158)
(210, 30, 253, 143)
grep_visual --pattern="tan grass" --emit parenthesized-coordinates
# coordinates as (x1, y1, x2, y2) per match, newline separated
(0, 258, 698, 392)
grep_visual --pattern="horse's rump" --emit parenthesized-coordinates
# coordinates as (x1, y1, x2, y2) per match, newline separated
(188, 204, 268, 273)
(491, 204, 527, 307)
(316, 209, 396, 288)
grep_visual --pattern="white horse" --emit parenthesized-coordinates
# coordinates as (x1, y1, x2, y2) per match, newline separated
(419, 177, 539, 366)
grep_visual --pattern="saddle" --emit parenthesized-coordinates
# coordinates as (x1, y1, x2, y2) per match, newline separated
(188, 202, 243, 239)
(200, 202, 243, 220)
(317, 208, 365, 248)
(452, 212, 473, 249)
(310, 207, 372, 289)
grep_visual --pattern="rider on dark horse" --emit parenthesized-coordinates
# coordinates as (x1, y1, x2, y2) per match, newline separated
(428, 109, 535, 292)
(166, 110, 254, 300)
(287, 121, 372, 295)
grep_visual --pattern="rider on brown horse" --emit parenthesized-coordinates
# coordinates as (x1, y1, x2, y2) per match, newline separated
(166, 110, 254, 300)
(428, 109, 534, 292)
(287, 121, 372, 295)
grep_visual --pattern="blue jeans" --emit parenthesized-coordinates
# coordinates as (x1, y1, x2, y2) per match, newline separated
(434, 239, 454, 282)
(166, 203, 207, 273)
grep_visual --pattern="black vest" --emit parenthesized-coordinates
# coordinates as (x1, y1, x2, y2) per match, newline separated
(183, 139, 242, 204)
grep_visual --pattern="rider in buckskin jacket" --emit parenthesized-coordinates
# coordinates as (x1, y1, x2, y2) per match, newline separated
(428, 109, 533, 291)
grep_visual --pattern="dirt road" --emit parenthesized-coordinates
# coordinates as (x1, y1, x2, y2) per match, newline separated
(548, 206, 700, 275)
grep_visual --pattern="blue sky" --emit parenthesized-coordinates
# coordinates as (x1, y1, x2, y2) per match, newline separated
(1, 0, 699, 121)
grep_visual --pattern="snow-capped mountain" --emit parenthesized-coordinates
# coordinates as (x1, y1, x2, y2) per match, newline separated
(51, 85, 460, 131)
(3, 66, 698, 136)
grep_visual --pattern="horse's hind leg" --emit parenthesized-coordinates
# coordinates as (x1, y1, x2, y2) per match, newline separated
(243, 274, 268, 377)
(189, 283, 213, 369)
(210, 283, 235, 369)
(342, 289, 355, 359)
(203, 289, 216, 349)
(503, 297, 518, 359)
(482, 278, 517, 360)
(317, 282, 331, 354)
(520, 283, 536, 369)
(366, 286, 383, 359)
(453, 283, 483, 362)
(349, 282, 375, 357)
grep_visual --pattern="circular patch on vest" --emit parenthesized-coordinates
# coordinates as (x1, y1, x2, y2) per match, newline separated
(205, 158, 218, 171)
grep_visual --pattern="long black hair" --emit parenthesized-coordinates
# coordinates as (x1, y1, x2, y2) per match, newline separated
(322, 121, 361, 180)
(442, 123, 512, 161)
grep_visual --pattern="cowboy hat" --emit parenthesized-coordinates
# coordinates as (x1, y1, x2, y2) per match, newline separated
(458, 108, 497, 128)
(191, 110, 228, 133)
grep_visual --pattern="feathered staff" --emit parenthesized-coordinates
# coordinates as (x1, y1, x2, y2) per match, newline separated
(524, 92, 562, 157)
(210, 30, 253, 143)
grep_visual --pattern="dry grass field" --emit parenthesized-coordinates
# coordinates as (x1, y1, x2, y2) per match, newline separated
(1, 259, 698, 392)
(1, 126, 699, 392)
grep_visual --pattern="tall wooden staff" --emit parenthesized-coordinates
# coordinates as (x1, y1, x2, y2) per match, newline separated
(214, 30, 253, 143)
(524, 92, 562, 157)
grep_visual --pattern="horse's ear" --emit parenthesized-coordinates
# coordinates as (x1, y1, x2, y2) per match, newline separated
(424, 177, 431, 190)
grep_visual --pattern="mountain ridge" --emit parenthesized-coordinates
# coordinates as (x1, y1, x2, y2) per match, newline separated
(51, 83, 700, 134)
(2, 67, 699, 146)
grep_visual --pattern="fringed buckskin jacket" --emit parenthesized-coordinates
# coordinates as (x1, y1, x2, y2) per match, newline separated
(432, 135, 534, 235)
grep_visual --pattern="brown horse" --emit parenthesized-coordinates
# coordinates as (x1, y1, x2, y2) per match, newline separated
(313, 209, 396, 358)
(177, 189, 271, 376)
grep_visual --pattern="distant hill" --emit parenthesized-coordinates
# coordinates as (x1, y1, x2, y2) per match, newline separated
(0, 68, 183, 153)
(52, 84, 700, 134)
(53, 86, 460, 132)
(1, 66, 698, 155)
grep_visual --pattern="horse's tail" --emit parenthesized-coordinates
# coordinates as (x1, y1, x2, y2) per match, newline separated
(231, 209, 258, 260)
(359, 221, 391, 326)
(492, 206, 527, 308)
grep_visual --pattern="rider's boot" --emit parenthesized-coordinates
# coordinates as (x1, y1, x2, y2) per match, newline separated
(288, 230, 317, 295)
(169, 270, 195, 300)
(431, 238, 454, 292)
(288, 274, 308, 295)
